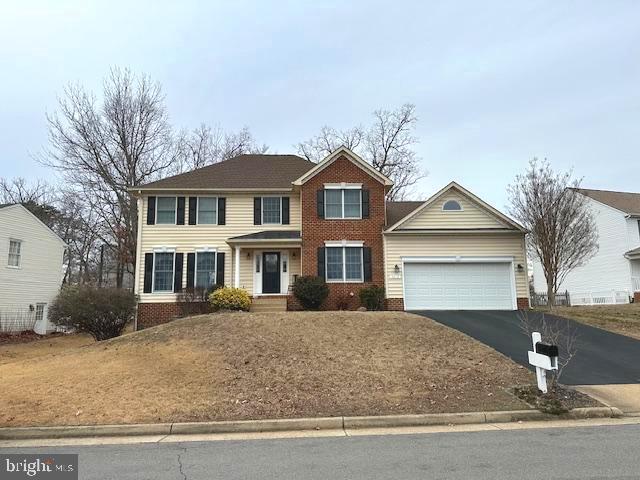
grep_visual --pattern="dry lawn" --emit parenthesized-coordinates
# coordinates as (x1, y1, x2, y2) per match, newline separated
(539, 304, 640, 340)
(0, 333, 94, 366)
(0, 312, 533, 427)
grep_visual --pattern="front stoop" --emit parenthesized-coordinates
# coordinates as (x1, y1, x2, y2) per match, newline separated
(250, 296, 288, 313)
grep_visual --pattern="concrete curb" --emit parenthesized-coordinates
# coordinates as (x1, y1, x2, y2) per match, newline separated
(0, 407, 623, 440)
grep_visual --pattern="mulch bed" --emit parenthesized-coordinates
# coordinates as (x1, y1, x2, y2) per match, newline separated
(0, 331, 52, 345)
(512, 384, 602, 414)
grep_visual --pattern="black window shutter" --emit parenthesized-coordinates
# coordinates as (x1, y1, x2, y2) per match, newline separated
(186, 253, 196, 289)
(362, 189, 370, 219)
(316, 190, 324, 219)
(317, 247, 326, 279)
(282, 197, 290, 225)
(216, 252, 225, 286)
(254, 197, 262, 225)
(147, 197, 156, 225)
(173, 253, 184, 292)
(143, 253, 154, 293)
(218, 197, 226, 225)
(363, 247, 372, 282)
(188, 197, 197, 225)
(176, 197, 185, 225)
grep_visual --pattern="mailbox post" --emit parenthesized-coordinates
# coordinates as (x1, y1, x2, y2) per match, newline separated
(527, 332, 559, 393)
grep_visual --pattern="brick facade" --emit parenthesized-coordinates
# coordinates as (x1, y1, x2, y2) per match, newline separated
(385, 298, 405, 311)
(634, 291, 640, 303)
(517, 297, 530, 309)
(137, 302, 211, 329)
(300, 155, 387, 310)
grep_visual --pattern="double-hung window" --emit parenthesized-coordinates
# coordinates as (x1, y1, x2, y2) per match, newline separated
(195, 251, 216, 289)
(198, 197, 217, 224)
(35, 303, 46, 322)
(262, 197, 282, 224)
(325, 188, 362, 219)
(153, 252, 175, 292)
(156, 197, 177, 224)
(326, 246, 363, 282)
(8, 239, 21, 267)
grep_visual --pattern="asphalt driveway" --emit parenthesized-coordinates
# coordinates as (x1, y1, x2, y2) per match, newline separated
(417, 310, 640, 385)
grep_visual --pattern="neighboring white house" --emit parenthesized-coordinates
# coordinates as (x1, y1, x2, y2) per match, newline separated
(0, 204, 66, 334)
(533, 188, 640, 305)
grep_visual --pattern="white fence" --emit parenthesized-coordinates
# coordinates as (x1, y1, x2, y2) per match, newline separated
(570, 290, 631, 306)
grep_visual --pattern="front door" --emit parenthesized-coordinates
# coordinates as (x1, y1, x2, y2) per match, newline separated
(262, 252, 281, 294)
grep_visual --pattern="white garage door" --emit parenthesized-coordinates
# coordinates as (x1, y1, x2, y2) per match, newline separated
(403, 262, 515, 310)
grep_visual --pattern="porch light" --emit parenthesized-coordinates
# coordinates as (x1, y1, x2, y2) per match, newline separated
(517, 264, 524, 272)
(394, 264, 400, 274)
(246, 252, 251, 259)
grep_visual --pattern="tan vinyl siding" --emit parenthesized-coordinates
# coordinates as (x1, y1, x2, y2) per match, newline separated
(137, 191, 301, 302)
(384, 233, 528, 298)
(400, 193, 507, 229)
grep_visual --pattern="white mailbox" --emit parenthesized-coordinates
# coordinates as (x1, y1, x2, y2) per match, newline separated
(528, 332, 559, 393)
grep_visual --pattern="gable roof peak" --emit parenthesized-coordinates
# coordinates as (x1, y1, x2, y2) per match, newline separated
(385, 181, 525, 232)
(292, 146, 394, 186)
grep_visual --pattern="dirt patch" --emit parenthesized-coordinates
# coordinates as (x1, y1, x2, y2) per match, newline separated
(513, 385, 602, 414)
(537, 304, 640, 340)
(0, 312, 535, 427)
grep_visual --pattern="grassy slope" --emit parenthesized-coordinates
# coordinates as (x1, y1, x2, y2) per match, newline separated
(0, 312, 533, 427)
(538, 304, 640, 340)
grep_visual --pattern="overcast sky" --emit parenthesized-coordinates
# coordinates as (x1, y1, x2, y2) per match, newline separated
(0, 0, 638, 209)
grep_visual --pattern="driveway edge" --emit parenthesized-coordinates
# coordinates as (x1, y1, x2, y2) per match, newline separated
(0, 407, 623, 440)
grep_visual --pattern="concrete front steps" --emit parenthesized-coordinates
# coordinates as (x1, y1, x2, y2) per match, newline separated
(250, 296, 288, 313)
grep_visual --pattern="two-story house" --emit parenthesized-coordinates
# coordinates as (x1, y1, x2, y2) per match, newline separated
(132, 147, 529, 328)
(0, 203, 66, 334)
(533, 188, 640, 304)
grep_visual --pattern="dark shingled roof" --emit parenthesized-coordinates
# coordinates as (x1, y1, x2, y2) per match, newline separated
(228, 230, 301, 241)
(385, 201, 424, 227)
(574, 188, 640, 216)
(137, 154, 315, 190)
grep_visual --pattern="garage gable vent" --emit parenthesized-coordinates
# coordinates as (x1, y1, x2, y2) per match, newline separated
(442, 200, 462, 211)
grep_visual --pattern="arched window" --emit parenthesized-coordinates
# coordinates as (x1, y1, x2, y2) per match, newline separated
(442, 200, 462, 211)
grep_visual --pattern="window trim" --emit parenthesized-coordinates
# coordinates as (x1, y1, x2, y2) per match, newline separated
(196, 196, 218, 225)
(325, 245, 364, 283)
(155, 196, 178, 225)
(324, 189, 362, 220)
(7, 238, 22, 269)
(152, 250, 176, 293)
(261, 196, 283, 225)
(442, 200, 463, 212)
(35, 303, 46, 322)
(195, 249, 218, 289)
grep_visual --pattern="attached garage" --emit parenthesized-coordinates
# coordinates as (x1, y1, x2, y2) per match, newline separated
(402, 259, 516, 310)
(383, 182, 530, 311)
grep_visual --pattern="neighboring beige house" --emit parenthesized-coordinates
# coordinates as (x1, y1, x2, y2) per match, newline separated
(0, 204, 66, 334)
(131, 147, 529, 328)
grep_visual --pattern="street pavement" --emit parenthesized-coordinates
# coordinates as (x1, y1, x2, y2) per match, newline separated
(2, 423, 639, 479)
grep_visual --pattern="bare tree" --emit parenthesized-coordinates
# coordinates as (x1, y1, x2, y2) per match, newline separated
(508, 159, 598, 307)
(0, 177, 60, 227)
(42, 67, 175, 287)
(173, 124, 268, 172)
(296, 104, 425, 200)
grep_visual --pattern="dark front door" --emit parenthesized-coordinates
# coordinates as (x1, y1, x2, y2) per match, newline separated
(262, 252, 281, 294)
